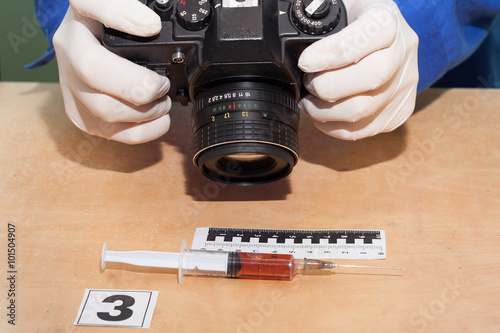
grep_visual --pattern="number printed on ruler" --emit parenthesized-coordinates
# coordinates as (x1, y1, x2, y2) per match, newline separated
(192, 228, 387, 259)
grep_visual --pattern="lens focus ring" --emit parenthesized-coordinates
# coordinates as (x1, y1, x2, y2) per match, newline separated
(193, 117, 298, 154)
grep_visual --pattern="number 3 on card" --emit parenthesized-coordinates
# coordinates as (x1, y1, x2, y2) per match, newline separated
(75, 289, 159, 328)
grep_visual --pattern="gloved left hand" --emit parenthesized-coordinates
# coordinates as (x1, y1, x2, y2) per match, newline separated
(53, 0, 172, 144)
(298, 0, 419, 140)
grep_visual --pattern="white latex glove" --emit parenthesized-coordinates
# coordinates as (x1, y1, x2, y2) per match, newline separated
(53, 0, 171, 144)
(298, 0, 419, 140)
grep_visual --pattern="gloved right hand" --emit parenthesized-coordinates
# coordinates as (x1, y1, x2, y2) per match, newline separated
(53, 0, 172, 144)
(298, 0, 419, 141)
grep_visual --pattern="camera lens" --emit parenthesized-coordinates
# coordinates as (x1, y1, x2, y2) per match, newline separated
(192, 82, 299, 185)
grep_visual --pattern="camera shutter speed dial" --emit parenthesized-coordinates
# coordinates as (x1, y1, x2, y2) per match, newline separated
(292, 0, 342, 35)
(176, 0, 212, 31)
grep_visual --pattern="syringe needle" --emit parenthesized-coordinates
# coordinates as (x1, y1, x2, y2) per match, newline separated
(298, 259, 404, 271)
(325, 263, 404, 270)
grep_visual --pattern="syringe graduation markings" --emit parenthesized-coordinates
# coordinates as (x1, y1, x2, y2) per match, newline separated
(101, 241, 403, 284)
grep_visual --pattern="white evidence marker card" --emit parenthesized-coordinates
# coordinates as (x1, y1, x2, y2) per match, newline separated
(74, 289, 159, 328)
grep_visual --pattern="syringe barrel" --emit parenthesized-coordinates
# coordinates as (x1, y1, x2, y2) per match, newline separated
(179, 249, 230, 281)
(228, 252, 296, 280)
(179, 250, 296, 281)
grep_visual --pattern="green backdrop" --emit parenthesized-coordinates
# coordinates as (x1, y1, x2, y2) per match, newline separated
(1, 1, 59, 82)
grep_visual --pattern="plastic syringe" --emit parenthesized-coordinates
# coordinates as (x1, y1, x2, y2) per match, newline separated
(102, 241, 404, 284)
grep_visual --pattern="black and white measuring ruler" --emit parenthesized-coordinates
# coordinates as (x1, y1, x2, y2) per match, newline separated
(192, 228, 387, 259)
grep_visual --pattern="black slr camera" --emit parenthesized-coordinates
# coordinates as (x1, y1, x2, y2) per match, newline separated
(103, 0, 347, 185)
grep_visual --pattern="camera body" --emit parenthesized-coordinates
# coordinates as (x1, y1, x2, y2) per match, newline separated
(103, 0, 347, 185)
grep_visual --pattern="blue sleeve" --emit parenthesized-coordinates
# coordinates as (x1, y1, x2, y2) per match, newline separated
(394, 0, 500, 91)
(433, 17, 500, 88)
(25, 0, 69, 69)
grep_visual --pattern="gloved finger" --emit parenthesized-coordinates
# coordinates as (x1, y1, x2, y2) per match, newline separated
(303, 41, 403, 101)
(312, 115, 380, 140)
(380, 85, 418, 132)
(108, 115, 171, 144)
(299, 77, 397, 123)
(69, 0, 161, 36)
(72, 77, 172, 123)
(310, 85, 416, 140)
(298, 4, 398, 73)
(54, 12, 170, 106)
(301, 46, 418, 131)
(63, 90, 171, 144)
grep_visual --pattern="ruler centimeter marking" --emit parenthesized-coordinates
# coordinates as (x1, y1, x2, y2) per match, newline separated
(191, 228, 387, 259)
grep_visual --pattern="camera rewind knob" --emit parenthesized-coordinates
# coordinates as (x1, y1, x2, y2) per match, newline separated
(176, 0, 212, 31)
(292, 0, 342, 35)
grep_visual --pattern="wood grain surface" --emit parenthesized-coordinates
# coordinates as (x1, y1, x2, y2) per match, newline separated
(0, 83, 499, 332)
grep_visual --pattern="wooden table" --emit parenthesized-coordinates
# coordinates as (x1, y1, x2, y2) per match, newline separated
(1, 82, 499, 332)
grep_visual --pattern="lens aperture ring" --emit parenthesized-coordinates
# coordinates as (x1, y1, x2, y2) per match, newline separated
(194, 86, 297, 114)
